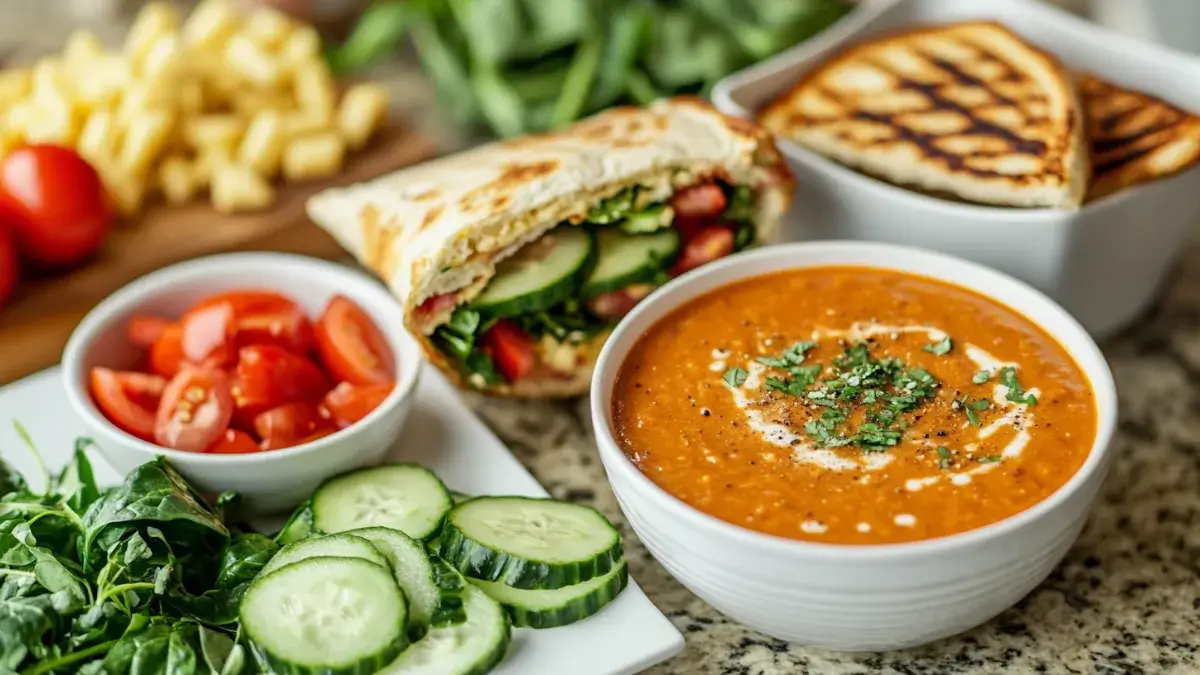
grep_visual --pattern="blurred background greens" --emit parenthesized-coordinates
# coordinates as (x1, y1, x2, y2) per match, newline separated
(327, 0, 853, 138)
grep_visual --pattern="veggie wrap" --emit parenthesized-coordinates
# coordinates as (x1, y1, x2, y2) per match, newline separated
(306, 98, 794, 397)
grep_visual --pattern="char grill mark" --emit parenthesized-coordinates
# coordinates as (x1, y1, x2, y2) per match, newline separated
(802, 38, 1055, 179)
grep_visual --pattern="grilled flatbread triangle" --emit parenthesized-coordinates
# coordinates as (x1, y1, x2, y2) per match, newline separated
(760, 21, 1089, 209)
(1080, 74, 1200, 202)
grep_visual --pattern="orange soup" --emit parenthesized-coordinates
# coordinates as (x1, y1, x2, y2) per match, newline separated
(611, 267, 1097, 544)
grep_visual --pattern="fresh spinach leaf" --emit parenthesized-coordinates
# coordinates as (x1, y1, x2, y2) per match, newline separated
(272, 502, 313, 546)
(0, 594, 58, 670)
(216, 534, 276, 590)
(55, 439, 100, 515)
(198, 625, 244, 675)
(434, 307, 506, 386)
(81, 459, 228, 572)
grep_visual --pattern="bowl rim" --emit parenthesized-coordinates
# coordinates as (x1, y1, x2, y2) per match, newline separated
(61, 252, 421, 465)
(709, 0, 1200, 219)
(589, 240, 1119, 560)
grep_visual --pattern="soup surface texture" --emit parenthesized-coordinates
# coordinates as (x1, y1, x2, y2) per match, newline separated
(611, 267, 1096, 544)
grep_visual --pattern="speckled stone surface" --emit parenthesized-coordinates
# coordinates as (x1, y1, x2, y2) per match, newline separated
(465, 249, 1200, 674)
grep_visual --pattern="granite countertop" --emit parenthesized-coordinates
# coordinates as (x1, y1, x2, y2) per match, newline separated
(5, 4, 1199, 673)
(470, 250, 1200, 674)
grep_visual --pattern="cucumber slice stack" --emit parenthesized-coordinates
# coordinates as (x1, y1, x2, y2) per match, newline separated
(241, 463, 629, 673)
(440, 497, 628, 629)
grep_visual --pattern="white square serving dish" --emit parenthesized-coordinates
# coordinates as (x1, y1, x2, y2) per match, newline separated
(712, 0, 1200, 339)
(0, 367, 685, 675)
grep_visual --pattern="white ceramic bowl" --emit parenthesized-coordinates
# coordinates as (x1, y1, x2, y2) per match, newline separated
(590, 241, 1118, 651)
(711, 0, 1200, 339)
(62, 253, 421, 514)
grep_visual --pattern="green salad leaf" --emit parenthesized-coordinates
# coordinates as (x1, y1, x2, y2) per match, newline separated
(0, 427, 269, 674)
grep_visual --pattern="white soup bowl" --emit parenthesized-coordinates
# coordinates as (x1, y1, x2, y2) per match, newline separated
(590, 241, 1118, 651)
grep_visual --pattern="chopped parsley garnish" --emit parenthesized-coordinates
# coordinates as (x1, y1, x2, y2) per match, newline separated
(973, 370, 992, 384)
(936, 445, 952, 469)
(723, 366, 748, 388)
(956, 395, 989, 426)
(999, 366, 1037, 405)
(924, 336, 953, 356)
(752, 340, 941, 452)
(977, 455, 1003, 463)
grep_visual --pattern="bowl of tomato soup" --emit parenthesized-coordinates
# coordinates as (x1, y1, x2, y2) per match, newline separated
(63, 253, 421, 513)
(590, 241, 1116, 651)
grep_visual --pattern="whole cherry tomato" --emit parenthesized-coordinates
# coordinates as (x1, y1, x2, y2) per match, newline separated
(0, 222, 17, 310)
(0, 145, 112, 268)
(314, 295, 395, 385)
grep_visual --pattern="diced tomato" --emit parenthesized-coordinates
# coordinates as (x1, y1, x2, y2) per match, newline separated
(192, 290, 314, 354)
(207, 429, 259, 455)
(155, 368, 234, 452)
(585, 284, 656, 321)
(231, 345, 329, 428)
(254, 402, 333, 450)
(479, 320, 535, 383)
(416, 293, 457, 317)
(149, 324, 186, 378)
(670, 183, 727, 219)
(180, 301, 236, 368)
(127, 315, 171, 349)
(314, 295, 395, 385)
(89, 368, 165, 440)
(321, 381, 394, 429)
(671, 225, 735, 276)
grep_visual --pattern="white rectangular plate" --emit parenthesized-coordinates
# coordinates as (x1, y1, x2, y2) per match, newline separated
(0, 366, 684, 675)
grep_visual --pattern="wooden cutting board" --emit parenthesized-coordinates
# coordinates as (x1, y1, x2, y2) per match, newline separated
(0, 124, 437, 384)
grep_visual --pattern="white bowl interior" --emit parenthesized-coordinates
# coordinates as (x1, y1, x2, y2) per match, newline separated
(591, 241, 1118, 560)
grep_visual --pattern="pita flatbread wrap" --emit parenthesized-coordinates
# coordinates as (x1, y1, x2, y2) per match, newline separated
(307, 97, 794, 397)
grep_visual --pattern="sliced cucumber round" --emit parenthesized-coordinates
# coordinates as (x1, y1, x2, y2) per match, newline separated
(350, 527, 468, 636)
(618, 204, 673, 234)
(313, 463, 453, 541)
(274, 500, 315, 545)
(241, 556, 409, 674)
(439, 497, 623, 590)
(471, 559, 629, 629)
(581, 228, 679, 298)
(261, 533, 391, 576)
(469, 228, 594, 318)
(379, 584, 511, 675)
